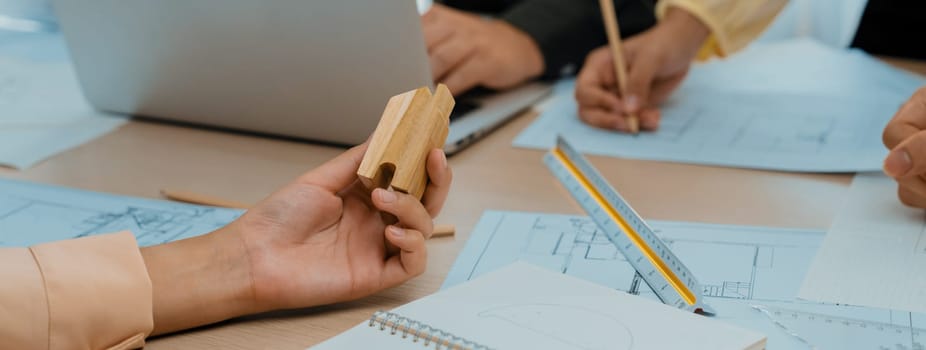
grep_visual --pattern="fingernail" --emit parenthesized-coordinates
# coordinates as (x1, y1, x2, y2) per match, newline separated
(624, 95, 639, 112)
(613, 119, 625, 131)
(377, 188, 397, 203)
(642, 116, 660, 130)
(389, 226, 406, 237)
(439, 150, 448, 169)
(884, 148, 913, 177)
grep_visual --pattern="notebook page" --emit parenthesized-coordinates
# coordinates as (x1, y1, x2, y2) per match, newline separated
(312, 262, 765, 350)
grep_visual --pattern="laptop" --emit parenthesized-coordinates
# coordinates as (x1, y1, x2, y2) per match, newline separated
(50, 0, 550, 154)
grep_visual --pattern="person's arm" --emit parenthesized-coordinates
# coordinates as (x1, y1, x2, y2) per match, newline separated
(574, 0, 787, 132)
(422, 0, 657, 95)
(143, 144, 451, 334)
(502, 0, 656, 80)
(0, 143, 452, 347)
(0, 232, 153, 350)
(656, 0, 789, 60)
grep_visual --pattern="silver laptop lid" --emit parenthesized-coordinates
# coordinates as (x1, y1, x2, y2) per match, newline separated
(52, 0, 432, 145)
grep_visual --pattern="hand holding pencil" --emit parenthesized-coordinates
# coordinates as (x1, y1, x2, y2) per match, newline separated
(574, 5, 710, 133)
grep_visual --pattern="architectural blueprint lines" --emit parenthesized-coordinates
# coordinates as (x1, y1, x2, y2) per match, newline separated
(0, 178, 241, 247)
(444, 211, 926, 350)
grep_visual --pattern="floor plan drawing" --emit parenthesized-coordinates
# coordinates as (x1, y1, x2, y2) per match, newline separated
(448, 212, 820, 304)
(444, 211, 926, 349)
(0, 178, 241, 247)
(515, 40, 925, 173)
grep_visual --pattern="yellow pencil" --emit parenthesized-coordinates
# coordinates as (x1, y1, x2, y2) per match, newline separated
(160, 188, 251, 209)
(598, 0, 639, 133)
(160, 188, 455, 238)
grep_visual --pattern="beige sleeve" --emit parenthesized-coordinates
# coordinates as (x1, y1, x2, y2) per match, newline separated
(657, 0, 789, 60)
(0, 232, 153, 350)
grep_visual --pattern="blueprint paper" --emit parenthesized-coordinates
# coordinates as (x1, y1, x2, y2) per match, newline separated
(800, 173, 926, 313)
(315, 263, 766, 350)
(0, 178, 242, 247)
(444, 210, 926, 349)
(0, 58, 126, 169)
(757, 0, 867, 47)
(514, 39, 925, 172)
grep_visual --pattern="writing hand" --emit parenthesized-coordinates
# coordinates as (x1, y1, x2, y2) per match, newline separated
(574, 8, 708, 133)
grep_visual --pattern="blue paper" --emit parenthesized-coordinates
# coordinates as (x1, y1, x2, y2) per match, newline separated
(0, 33, 127, 169)
(515, 39, 925, 172)
(0, 178, 242, 247)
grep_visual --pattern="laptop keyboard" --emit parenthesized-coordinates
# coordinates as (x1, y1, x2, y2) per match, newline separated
(449, 87, 494, 121)
(449, 99, 481, 121)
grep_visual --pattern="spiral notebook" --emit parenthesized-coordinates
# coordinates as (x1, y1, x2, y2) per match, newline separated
(311, 262, 766, 350)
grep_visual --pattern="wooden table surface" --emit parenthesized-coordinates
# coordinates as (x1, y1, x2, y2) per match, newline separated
(0, 112, 851, 349)
(1, 58, 922, 349)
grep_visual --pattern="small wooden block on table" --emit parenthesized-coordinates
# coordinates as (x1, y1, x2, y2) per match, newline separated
(358, 84, 455, 199)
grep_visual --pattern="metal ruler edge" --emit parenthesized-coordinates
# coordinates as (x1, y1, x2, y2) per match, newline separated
(544, 136, 713, 314)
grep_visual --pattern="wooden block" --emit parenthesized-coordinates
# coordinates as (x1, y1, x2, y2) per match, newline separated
(358, 84, 454, 199)
(432, 224, 455, 238)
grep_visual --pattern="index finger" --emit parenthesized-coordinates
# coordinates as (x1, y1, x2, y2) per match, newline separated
(439, 56, 485, 96)
(422, 15, 454, 51)
(884, 87, 926, 149)
(577, 48, 617, 91)
(421, 3, 445, 24)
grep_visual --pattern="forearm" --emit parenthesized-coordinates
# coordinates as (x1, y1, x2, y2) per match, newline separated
(660, 7, 711, 62)
(657, 0, 788, 59)
(502, 0, 656, 79)
(141, 225, 258, 335)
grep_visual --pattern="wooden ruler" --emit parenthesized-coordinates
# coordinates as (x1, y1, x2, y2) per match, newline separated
(545, 136, 714, 315)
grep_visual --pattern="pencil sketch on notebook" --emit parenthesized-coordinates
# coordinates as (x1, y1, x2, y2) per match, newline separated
(478, 304, 633, 350)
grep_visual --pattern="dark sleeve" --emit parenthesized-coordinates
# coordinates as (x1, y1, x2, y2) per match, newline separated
(502, 0, 657, 79)
(850, 0, 926, 60)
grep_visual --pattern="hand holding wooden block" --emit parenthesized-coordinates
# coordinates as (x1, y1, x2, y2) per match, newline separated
(358, 84, 454, 199)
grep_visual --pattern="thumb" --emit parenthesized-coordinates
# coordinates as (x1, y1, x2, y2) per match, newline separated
(885, 130, 926, 178)
(623, 52, 658, 114)
(884, 87, 926, 149)
(297, 142, 369, 192)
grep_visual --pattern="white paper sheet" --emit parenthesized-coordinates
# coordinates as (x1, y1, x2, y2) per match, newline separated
(514, 39, 925, 172)
(0, 178, 241, 247)
(314, 262, 766, 350)
(800, 173, 926, 313)
(0, 57, 126, 169)
(442, 210, 926, 350)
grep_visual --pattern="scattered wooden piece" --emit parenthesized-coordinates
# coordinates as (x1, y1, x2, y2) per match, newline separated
(432, 224, 455, 238)
(160, 188, 251, 209)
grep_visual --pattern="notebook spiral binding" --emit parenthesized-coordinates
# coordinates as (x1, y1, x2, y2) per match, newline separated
(368, 310, 494, 350)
